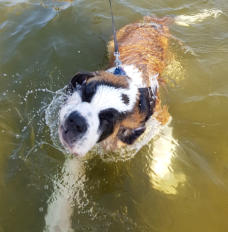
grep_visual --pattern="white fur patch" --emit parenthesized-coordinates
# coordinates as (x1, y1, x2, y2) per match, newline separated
(149, 73, 159, 97)
(91, 78, 138, 113)
(71, 103, 100, 156)
(122, 64, 146, 88)
(59, 102, 100, 156)
(107, 64, 146, 88)
(59, 91, 82, 123)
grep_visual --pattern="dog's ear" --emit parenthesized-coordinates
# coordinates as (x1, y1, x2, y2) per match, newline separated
(70, 72, 95, 88)
(66, 72, 95, 94)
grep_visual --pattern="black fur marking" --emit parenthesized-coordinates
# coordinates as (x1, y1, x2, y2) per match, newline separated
(66, 72, 95, 93)
(62, 111, 88, 145)
(81, 81, 96, 102)
(121, 94, 130, 105)
(67, 72, 128, 98)
(71, 72, 94, 87)
(117, 127, 146, 145)
(97, 108, 127, 143)
(138, 87, 156, 122)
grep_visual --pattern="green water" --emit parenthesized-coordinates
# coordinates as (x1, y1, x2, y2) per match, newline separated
(1, 0, 228, 231)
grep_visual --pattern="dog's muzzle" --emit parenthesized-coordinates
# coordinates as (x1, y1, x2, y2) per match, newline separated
(60, 111, 88, 147)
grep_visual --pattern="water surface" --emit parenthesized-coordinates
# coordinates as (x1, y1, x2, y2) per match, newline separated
(0, 0, 228, 231)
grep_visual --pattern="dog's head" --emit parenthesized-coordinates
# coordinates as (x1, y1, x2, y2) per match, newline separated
(58, 70, 144, 156)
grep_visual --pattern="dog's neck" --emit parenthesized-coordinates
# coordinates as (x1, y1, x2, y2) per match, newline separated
(107, 64, 159, 91)
(107, 64, 147, 88)
(107, 63, 158, 123)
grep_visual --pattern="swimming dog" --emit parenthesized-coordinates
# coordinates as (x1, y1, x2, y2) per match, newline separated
(58, 16, 171, 156)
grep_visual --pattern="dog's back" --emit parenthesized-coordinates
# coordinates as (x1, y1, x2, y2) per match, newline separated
(102, 16, 172, 149)
(108, 16, 171, 86)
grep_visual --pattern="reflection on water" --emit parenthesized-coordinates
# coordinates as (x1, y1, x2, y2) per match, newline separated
(45, 157, 85, 232)
(149, 121, 186, 195)
(1, 0, 228, 232)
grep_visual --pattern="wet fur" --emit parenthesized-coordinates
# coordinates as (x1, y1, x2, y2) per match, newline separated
(59, 16, 172, 154)
(102, 16, 171, 149)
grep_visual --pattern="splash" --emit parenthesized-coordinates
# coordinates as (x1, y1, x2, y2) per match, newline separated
(45, 86, 164, 162)
(43, 89, 164, 231)
(175, 9, 223, 27)
(45, 87, 68, 154)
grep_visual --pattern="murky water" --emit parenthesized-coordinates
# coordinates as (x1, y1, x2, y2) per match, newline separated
(1, 0, 228, 231)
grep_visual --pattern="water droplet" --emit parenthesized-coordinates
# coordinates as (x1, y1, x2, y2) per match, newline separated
(15, 134, 20, 139)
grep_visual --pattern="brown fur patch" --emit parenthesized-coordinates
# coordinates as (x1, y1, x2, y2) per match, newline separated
(154, 93, 170, 125)
(108, 16, 171, 86)
(120, 103, 145, 129)
(87, 71, 129, 88)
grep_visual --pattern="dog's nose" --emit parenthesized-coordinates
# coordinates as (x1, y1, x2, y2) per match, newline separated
(65, 111, 87, 134)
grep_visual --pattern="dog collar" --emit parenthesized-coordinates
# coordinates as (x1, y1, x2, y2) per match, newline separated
(107, 65, 127, 76)
(113, 65, 127, 76)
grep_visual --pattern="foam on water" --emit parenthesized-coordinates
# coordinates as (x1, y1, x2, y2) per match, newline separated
(175, 9, 223, 27)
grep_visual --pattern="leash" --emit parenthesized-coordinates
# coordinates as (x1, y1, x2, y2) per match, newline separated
(107, 0, 158, 119)
(108, 0, 126, 76)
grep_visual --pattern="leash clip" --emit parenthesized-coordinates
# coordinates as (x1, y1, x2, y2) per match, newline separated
(113, 51, 126, 76)
(114, 51, 122, 67)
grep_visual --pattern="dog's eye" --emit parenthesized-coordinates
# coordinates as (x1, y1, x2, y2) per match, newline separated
(97, 108, 119, 142)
